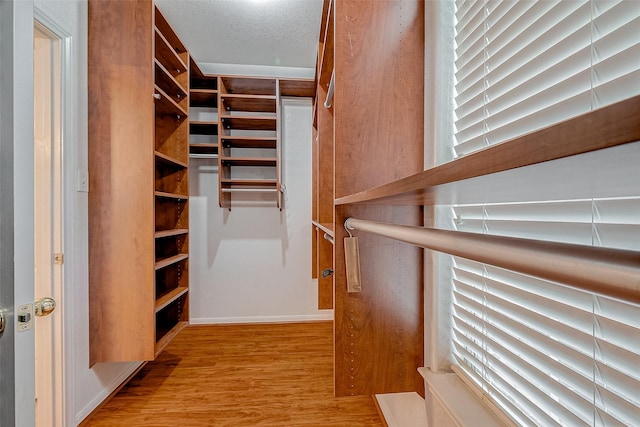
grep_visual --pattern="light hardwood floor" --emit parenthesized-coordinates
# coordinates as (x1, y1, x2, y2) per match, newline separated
(83, 321, 383, 426)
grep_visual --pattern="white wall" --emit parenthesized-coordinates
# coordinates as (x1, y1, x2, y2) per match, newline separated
(189, 98, 331, 323)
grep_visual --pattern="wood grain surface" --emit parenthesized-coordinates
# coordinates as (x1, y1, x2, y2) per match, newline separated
(82, 322, 383, 426)
(88, 0, 155, 365)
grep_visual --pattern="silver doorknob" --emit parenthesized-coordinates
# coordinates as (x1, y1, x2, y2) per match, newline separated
(34, 297, 56, 317)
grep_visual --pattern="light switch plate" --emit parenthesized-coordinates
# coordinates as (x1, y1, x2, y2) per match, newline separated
(77, 170, 89, 192)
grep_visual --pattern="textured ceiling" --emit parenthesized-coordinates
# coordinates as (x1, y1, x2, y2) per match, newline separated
(156, 0, 323, 70)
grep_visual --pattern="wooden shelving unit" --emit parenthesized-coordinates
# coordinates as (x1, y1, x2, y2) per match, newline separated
(217, 75, 281, 209)
(310, 0, 426, 398)
(88, 2, 190, 365)
(188, 59, 314, 209)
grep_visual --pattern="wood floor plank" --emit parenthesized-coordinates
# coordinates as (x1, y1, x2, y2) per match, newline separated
(83, 322, 383, 426)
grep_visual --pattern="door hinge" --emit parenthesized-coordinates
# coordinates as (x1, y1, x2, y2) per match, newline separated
(54, 253, 64, 265)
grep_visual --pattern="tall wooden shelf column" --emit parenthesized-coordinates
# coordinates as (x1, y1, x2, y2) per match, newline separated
(311, 0, 425, 397)
(189, 58, 219, 157)
(88, 1, 190, 365)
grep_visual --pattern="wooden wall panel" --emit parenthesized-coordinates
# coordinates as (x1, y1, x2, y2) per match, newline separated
(335, 205, 424, 396)
(317, 232, 334, 310)
(334, 0, 424, 198)
(88, 0, 155, 364)
(332, 0, 425, 396)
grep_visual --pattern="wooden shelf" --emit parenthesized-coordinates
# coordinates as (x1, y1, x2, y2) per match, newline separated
(220, 157, 277, 167)
(155, 190, 188, 200)
(220, 76, 276, 95)
(335, 95, 640, 206)
(155, 286, 189, 312)
(220, 136, 277, 149)
(155, 321, 188, 358)
(190, 89, 218, 107)
(154, 253, 188, 271)
(154, 59, 187, 102)
(221, 94, 277, 113)
(220, 179, 278, 187)
(155, 86, 188, 117)
(155, 151, 188, 169)
(190, 121, 218, 135)
(189, 143, 218, 155)
(220, 115, 277, 131)
(280, 79, 315, 97)
(154, 228, 189, 239)
(154, 28, 188, 77)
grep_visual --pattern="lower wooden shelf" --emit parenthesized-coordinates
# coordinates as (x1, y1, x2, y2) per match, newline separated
(155, 286, 189, 312)
(155, 320, 188, 357)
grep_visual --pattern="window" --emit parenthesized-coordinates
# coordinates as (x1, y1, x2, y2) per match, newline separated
(450, 1, 640, 425)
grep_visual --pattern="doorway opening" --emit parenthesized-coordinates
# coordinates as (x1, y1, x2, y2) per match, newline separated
(34, 20, 65, 427)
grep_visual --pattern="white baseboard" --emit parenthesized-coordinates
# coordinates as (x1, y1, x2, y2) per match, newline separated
(190, 312, 334, 325)
(75, 362, 142, 425)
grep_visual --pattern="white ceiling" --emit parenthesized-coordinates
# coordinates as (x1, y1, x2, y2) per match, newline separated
(156, 0, 323, 74)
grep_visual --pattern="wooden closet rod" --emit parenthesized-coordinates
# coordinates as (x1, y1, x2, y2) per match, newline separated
(344, 217, 640, 305)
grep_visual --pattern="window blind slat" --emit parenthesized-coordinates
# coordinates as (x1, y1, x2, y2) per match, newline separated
(483, 90, 592, 146)
(595, 384, 640, 426)
(483, 330, 594, 425)
(455, 48, 484, 93)
(486, 5, 591, 88)
(593, 68, 640, 109)
(484, 351, 588, 426)
(595, 362, 640, 407)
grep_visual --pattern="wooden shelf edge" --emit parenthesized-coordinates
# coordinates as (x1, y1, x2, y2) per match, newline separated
(221, 179, 278, 187)
(154, 59, 187, 98)
(155, 151, 188, 168)
(154, 85, 188, 117)
(154, 28, 188, 73)
(221, 93, 276, 100)
(155, 321, 188, 358)
(335, 95, 640, 206)
(155, 190, 188, 200)
(220, 157, 277, 166)
(154, 253, 189, 271)
(155, 287, 189, 313)
(155, 228, 189, 239)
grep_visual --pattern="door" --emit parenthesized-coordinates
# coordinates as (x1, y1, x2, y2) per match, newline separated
(0, 1, 37, 426)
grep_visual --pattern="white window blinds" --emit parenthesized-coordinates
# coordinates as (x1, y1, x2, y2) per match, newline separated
(454, 0, 640, 156)
(451, 1, 640, 425)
